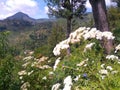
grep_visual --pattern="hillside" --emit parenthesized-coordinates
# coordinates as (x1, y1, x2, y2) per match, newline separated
(0, 12, 56, 49)
(0, 12, 93, 50)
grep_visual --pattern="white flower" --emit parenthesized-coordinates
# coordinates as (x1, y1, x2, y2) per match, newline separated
(28, 70, 34, 75)
(49, 71, 54, 75)
(53, 57, 61, 71)
(38, 56, 48, 62)
(29, 51, 34, 55)
(40, 65, 51, 69)
(84, 64, 87, 67)
(21, 82, 30, 90)
(51, 83, 61, 90)
(102, 31, 115, 40)
(22, 62, 30, 68)
(18, 70, 27, 76)
(100, 75, 106, 79)
(118, 61, 120, 64)
(63, 76, 73, 90)
(31, 61, 37, 67)
(106, 55, 119, 60)
(96, 31, 102, 40)
(19, 76, 23, 80)
(74, 75, 81, 81)
(111, 70, 118, 74)
(42, 76, 47, 80)
(101, 64, 105, 68)
(21, 80, 24, 83)
(43, 65, 51, 68)
(99, 69, 108, 75)
(76, 58, 88, 67)
(106, 66, 113, 71)
(115, 44, 120, 53)
(84, 43, 95, 52)
(83, 33, 91, 40)
(53, 40, 69, 56)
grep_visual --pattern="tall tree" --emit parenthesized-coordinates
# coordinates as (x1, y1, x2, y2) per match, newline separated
(45, 0, 86, 38)
(45, 0, 86, 54)
(89, 0, 113, 54)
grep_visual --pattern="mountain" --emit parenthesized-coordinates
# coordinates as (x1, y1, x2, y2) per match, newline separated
(5, 12, 35, 22)
(0, 12, 55, 31)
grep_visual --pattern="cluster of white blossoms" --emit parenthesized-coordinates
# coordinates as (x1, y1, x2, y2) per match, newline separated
(84, 42, 95, 52)
(106, 66, 113, 71)
(51, 83, 61, 90)
(30, 56, 51, 69)
(21, 82, 30, 90)
(18, 70, 34, 76)
(27, 70, 34, 76)
(99, 69, 108, 75)
(53, 27, 115, 56)
(18, 70, 27, 76)
(76, 58, 88, 67)
(115, 44, 120, 53)
(106, 55, 119, 60)
(53, 57, 61, 71)
(99, 63, 118, 79)
(53, 40, 70, 56)
(51, 76, 73, 90)
(22, 62, 30, 68)
(63, 76, 73, 90)
(106, 55, 120, 64)
(42, 76, 47, 80)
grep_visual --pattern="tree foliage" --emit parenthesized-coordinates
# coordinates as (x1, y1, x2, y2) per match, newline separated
(0, 31, 10, 58)
(45, 0, 87, 37)
(112, 0, 120, 8)
(45, 0, 86, 18)
(108, 6, 120, 30)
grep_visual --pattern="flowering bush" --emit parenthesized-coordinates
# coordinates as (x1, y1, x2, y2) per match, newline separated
(50, 27, 120, 90)
(53, 27, 115, 56)
(18, 27, 120, 90)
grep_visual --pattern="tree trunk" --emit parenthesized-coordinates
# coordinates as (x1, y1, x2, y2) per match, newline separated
(66, 18, 72, 55)
(66, 18, 72, 38)
(89, 0, 113, 54)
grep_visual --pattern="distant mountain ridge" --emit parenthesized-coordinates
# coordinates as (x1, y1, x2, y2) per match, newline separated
(4, 12, 56, 23)
(0, 12, 55, 31)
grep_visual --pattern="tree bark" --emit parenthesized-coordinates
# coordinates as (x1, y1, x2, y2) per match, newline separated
(89, 0, 113, 54)
(66, 18, 72, 38)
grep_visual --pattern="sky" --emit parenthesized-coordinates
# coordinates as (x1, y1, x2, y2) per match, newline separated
(0, 0, 116, 20)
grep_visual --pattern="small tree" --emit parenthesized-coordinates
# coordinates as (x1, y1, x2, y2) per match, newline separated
(48, 22, 66, 56)
(0, 31, 10, 58)
(45, 0, 86, 38)
(45, 0, 86, 54)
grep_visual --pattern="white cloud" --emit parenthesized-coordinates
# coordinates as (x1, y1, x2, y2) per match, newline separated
(44, 6, 49, 14)
(0, 0, 117, 20)
(0, 0, 39, 19)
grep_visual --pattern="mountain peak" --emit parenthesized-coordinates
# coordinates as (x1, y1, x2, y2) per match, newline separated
(6, 12, 35, 22)
(14, 12, 29, 17)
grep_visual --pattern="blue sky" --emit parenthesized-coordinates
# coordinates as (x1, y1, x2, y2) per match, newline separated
(0, 0, 116, 20)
